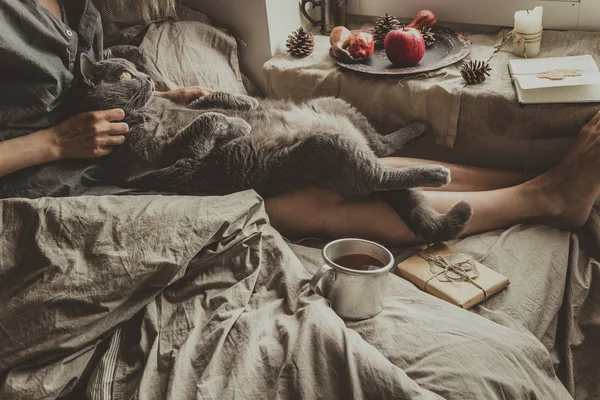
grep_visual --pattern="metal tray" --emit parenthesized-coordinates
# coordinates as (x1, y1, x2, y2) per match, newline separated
(333, 26, 471, 76)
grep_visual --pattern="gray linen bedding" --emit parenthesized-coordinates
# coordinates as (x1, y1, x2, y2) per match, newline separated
(0, 192, 597, 399)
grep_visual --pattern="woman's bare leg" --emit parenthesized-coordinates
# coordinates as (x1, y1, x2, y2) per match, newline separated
(266, 111, 600, 246)
(380, 157, 531, 192)
(265, 180, 568, 246)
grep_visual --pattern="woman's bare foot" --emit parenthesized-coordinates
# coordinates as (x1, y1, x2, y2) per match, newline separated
(526, 110, 600, 229)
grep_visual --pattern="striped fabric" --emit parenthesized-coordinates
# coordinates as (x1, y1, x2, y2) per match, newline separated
(86, 327, 123, 400)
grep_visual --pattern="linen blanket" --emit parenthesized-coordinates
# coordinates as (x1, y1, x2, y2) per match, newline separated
(1, 192, 596, 399)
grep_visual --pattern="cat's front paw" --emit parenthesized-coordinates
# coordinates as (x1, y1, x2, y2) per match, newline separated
(173, 158, 196, 171)
(227, 117, 252, 137)
(418, 165, 451, 187)
(236, 95, 259, 110)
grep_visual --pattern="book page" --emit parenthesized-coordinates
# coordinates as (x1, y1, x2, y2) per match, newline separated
(509, 55, 598, 75)
(510, 55, 600, 90)
(516, 71, 600, 90)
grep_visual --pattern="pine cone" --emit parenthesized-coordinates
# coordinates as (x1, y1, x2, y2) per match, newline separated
(372, 13, 401, 46)
(460, 60, 492, 84)
(286, 27, 314, 57)
(421, 27, 436, 48)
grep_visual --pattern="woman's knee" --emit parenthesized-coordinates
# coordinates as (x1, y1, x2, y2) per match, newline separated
(264, 187, 343, 236)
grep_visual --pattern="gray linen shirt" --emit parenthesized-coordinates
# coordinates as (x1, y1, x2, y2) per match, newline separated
(0, 0, 103, 130)
(0, 0, 137, 198)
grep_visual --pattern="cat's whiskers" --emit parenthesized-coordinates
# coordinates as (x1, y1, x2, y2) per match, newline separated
(122, 89, 142, 111)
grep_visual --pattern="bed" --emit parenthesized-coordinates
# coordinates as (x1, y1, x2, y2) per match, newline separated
(0, 8, 598, 400)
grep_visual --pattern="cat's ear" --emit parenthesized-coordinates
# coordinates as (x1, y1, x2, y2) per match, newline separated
(79, 53, 95, 88)
(103, 48, 114, 60)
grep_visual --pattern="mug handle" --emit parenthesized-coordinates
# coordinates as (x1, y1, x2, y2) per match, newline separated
(300, 0, 323, 27)
(309, 264, 333, 297)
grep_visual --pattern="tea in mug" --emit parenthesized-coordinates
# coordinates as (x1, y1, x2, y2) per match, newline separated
(333, 254, 385, 271)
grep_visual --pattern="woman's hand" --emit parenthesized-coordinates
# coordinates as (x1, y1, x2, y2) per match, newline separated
(45, 108, 129, 160)
(0, 108, 128, 177)
(155, 86, 216, 105)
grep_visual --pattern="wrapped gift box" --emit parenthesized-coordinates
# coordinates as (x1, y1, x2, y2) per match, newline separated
(396, 243, 510, 309)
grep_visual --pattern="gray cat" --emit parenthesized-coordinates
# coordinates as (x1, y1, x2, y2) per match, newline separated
(76, 54, 471, 241)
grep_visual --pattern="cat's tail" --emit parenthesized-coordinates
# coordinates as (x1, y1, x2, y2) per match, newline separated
(375, 189, 472, 242)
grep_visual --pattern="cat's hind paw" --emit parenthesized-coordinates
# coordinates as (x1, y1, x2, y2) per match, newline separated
(395, 122, 427, 142)
(417, 165, 451, 187)
(420, 201, 472, 242)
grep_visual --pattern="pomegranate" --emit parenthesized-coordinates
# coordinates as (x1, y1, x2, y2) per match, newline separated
(384, 27, 425, 67)
(348, 31, 375, 61)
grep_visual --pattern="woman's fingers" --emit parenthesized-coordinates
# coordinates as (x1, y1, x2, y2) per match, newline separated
(89, 110, 128, 153)
(592, 110, 600, 127)
(156, 86, 216, 104)
(181, 87, 215, 102)
(584, 110, 600, 130)
(93, 147, 114, 157)
(107, 122, 129, 135)
(103, 134, 126, 146)
(91, 121, 128, 137)
(92, 123, 127, 152)
(94, 108, 126, 122)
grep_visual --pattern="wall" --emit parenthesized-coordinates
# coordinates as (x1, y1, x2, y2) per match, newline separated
(350, 0, 600, 31)
(266, 0, 302, 56)
(183, 0, 301, 93)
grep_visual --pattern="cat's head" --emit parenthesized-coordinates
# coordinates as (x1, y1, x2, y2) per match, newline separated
(78, 53, 155, 114)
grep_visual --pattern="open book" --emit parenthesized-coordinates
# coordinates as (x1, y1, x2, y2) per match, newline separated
(508, 55, 600, 105)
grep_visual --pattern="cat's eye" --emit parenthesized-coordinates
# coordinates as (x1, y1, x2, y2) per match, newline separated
(121, 71, 133, 79)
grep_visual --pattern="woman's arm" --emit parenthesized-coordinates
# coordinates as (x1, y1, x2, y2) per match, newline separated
(0, 108, 128, 178)
(0, 130, 60, 177)
(154, 86, 215, 105)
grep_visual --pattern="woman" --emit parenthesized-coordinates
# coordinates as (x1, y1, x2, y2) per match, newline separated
(2, 0, 599, 245)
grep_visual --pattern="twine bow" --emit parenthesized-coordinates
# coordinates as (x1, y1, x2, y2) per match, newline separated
(419, 252, 489, 301)
(501, 29, 543, 59)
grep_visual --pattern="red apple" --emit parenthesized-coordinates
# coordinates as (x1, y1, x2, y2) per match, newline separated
(348, 31, 375, 61)
(384, 27, 425, 67)
(407, 10, 437, 30)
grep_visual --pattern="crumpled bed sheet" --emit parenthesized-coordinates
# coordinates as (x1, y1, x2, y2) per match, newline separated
(2, 191, 595, 399)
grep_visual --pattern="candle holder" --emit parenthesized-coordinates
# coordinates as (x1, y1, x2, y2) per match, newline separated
(511, 29, 543, 58)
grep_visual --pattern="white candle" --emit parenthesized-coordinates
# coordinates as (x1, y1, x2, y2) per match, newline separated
(513, 6, 543, 57)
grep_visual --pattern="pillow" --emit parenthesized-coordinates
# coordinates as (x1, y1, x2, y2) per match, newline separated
(96, 1, 258, 95)
(109, 20, 249, 95)
(174, 4, 261, 95)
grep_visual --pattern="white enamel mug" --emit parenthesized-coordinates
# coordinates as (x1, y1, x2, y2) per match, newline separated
(310, 238, 394, 320)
